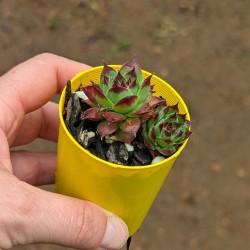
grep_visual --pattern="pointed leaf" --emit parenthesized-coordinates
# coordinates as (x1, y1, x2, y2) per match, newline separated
(101, 63, 117, 85)
(113, 95, 138, 114)
(177, 113, 186, 122)
(173, 122, 182, 130)
(149, 127, 157, 142)
(108, 83, 128, 94)
(142, 134, 155, 151)
(121, 58, 141, 72)
(174, 130, 184, 139)
(128, 78, 137, 89)
(141, 74, 152, 89)
(149, 149, 161, 158)
(100, 63, 117, 93)
(97, 120, 118, 139)
(82, 84, 102, 106)
(158, 148, 176, 157)
(183, 129, 192, 140)
(126, 65, 137, 78)
(137, 76, 151, 104)
(158, 121, 165, 131)
(156, 138, 172, 148)
(114, 71, 126, 84)
(83, 82, 113, 108)
(101, 63, 114, 81)
(119, 65, 133, 80)
(130, 103, 151, 116)
(103, 112, 126, 123)
(140, 111, 155, 123)
(119, 118, 141, 136)
(169, 103, 179, 112)
(184, 120, 192, 128)
(81, 107, 103, 121)
(115, 129, 136, 144)
(120, 58, 142, 83)
(149, 96, 166, 107)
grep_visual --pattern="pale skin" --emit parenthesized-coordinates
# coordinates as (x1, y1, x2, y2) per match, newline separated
(0, 53, 128, 249)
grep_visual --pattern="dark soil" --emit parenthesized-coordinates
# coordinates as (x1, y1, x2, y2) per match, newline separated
(2, 1, 250, 250)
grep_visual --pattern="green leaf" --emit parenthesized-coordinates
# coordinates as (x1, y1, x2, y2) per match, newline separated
(120, 58, 143, 83)
(113, 95, 138, 114)
(107, 85, 132, 105)
(100, 63, 117, 94)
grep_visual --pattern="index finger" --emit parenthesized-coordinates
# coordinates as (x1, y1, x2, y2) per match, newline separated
(0, 53, 91, 114)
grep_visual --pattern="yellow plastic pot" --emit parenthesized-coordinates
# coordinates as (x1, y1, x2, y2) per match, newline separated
(55, 66, 190, 236)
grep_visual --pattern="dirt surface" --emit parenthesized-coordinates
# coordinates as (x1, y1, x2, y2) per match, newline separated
(1, 0, 250, 249)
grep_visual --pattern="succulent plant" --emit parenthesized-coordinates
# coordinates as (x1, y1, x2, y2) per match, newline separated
(80, 58, 164, 144)
(141, 103, 191, 157)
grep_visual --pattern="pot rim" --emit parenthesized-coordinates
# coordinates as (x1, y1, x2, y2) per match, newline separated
(59, 65, 191, 170)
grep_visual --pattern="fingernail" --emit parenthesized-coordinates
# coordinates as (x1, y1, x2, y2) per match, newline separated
(101, 216, 128, 249)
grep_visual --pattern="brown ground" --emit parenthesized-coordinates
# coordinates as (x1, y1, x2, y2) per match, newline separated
(1, 0, 250, 250)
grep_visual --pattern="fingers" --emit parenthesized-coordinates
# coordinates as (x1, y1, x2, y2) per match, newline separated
(0, 180, 128, 249)
(11, 102, 59, 147)
(0, 53, 91, 114)
(0, 129, 12, 173)
(0, 53, 91, 145)
(11, 151, 56, 186)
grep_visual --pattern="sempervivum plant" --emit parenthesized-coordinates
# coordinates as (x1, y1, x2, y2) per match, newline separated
(141, 103, 191, 157)
(80, 58, 163, 144)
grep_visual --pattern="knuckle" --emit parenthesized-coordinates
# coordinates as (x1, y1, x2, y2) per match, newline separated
(35, 52, 54, 60)
(0, 179, 37, 248)
(68, 202, 102, 247)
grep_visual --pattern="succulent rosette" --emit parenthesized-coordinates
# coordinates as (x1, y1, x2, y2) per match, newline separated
(81, 58, 163, 144)
(142, 103, 191, 157)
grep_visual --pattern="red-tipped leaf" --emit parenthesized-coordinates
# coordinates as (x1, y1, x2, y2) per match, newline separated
(113, 95, 138, 113)
(149, 96, 166, 107)
(81, 107, 103, 121)
(132, 103, 152, 116)
(141, 75, 152, 89)
(83, 83, 105, 106)
(97, 120, 118, 139)
(122, 58, 141, 72)
(159, 148, 176, 157)
(101, 63, 117, 86)
(119, 118, 141, 136)
(115, 129, 136, 144)
(103, 112, 126, 123)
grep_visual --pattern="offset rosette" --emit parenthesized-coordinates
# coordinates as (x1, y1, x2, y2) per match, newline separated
(142, 103, 191, 157)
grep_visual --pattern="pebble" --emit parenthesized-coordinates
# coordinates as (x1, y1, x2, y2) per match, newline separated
(151, 156, 165, 164)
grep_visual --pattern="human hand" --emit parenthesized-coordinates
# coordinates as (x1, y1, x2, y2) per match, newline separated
(0, 53, 128, 249)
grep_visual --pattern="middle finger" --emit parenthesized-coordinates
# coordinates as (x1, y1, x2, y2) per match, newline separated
(11, 102, 59, 147)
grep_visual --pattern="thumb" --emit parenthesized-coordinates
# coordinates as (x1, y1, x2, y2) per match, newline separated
(3, 181, 128, 249)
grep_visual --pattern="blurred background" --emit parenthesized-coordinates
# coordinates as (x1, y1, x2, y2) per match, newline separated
(1, 0, 250, 249)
